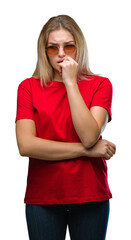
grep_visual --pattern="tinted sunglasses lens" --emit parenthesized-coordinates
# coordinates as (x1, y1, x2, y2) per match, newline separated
(64, 45, 76, 53)
(47, 45, 76, 55)
(47, 46, 58, 55)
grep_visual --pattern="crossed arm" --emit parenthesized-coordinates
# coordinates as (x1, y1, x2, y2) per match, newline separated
(16, 82, 116, 161)
(16, 119, 115, 161)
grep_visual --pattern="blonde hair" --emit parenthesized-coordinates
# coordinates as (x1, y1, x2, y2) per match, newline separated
(32, 15, 94, 86)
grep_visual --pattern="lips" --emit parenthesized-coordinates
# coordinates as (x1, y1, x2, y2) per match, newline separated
(57, 59, 64, 63)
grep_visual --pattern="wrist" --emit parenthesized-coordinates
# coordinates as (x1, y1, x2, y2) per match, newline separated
(81, 145, 89, 157)
(82, 145, 97, 158)
(73, 142, 88, 157)
(64, 79, 77, 88)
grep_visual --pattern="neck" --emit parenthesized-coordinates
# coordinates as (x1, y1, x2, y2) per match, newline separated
(53, 71, 63, 82)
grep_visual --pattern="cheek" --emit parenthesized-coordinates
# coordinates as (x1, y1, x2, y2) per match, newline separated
(69, 51, 77, 61)
(48, 56, 56, 68)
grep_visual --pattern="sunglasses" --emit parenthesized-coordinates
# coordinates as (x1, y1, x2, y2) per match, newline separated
(46, 44, 76, 55)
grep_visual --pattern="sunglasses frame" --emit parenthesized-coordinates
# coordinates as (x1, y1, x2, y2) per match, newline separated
(46, 44, 76, 55)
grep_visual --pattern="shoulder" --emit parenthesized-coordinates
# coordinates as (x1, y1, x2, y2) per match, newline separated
(84, 75, 112, 91)
(93, 76, 112, 92)
(79, 75, 112, 91)
(17, 77, 41, 95)
(84, 74, 111, 85)
(18, 77, 40, 88)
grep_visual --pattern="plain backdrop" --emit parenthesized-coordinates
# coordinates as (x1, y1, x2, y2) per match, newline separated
(0, 0, 131, 239)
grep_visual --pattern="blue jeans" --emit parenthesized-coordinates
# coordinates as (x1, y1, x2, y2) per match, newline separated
(26, 200, 110, 240)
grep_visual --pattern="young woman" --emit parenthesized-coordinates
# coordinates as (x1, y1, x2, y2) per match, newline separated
(15, 15, 116, 240)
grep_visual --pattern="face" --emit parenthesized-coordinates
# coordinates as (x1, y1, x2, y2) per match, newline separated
(47, 29, 77, 78)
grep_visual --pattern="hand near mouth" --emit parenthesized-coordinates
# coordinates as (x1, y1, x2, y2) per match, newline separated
(58, 67, 62, 76)
(57, 59, 64, 76)
(58, 57, 78, 86)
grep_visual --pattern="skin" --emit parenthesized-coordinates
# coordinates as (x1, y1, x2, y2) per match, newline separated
(16, 29, 116, 161)
(47, 29, 77, 81)
(47, 29, 110, 148)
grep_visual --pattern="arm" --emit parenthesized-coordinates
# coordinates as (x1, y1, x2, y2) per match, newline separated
(16, 119, 116, 161)
(16, 119, 86, 161)
(65, 83, 108, 148)
(59, 57, 110, 148)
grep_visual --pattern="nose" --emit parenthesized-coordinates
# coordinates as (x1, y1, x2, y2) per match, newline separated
(58, 47, 66, 57)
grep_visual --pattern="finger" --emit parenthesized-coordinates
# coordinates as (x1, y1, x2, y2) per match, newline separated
(108, 146, 116, 155)
(58, 60, 69, 68)
(105, 153, 111, 160)
(108, 141, 116, 150)
(62, 56, 77, 65)
(107, 149, 114, 158)
(64, 56, 74, 61)
(105, 141, 116, 153)
(58, 66, 62, 74)
(104, 147, 114, 160)
(107, 145, 116, 158)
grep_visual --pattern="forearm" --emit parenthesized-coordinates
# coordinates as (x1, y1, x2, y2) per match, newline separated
(19, 136, 86, 161)
(65, 82, 100, 148)
(16, 118, 114, 161)
(18, 133, 116, 161)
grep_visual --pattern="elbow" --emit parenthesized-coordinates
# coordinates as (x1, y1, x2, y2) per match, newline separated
(17, 141, 30, 157)
(18, 145, 28, 157)
(82, 136, 99, 149)
(82, 127, 101, 149)
(16, 135, 35, 157)
(83, 141, 96, 149)
(19, 149, 27, 157)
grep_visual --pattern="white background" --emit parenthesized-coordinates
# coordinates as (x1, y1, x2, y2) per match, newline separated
(0, 0, 131, 239)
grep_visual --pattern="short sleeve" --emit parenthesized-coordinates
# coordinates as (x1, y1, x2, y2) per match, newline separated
(15, 79, 35, 122)
(90, 78, 113, 122)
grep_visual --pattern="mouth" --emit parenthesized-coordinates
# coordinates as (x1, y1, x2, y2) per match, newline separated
(57, 59, 64, 63)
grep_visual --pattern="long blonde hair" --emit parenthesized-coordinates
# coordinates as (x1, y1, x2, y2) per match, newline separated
(32, 15, 94, 86)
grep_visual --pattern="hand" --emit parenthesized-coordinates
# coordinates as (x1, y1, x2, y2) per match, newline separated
(58, 56, 78, 85)
(85, 139, 116, 160)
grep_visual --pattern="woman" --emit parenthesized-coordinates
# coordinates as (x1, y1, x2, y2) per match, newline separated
(15, 15, 116, 240)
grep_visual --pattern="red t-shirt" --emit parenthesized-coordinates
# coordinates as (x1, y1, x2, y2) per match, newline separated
(16, 75, 113, 205)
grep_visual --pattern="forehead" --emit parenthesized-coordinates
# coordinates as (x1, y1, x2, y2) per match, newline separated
(48, 29, 74, 44)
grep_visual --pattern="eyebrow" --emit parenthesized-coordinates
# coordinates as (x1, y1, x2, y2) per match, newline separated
(48, 41, 75, 45)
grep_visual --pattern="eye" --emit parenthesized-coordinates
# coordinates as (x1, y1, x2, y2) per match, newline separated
(46, 46, 58, 55)
(64, 44, 76, 53)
